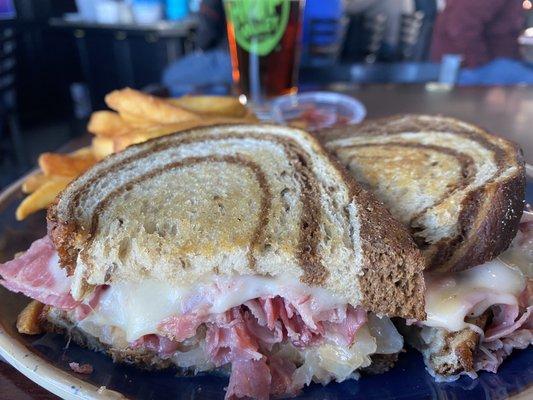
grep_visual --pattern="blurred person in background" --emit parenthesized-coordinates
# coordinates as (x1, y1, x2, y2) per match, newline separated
(162, 0, 231, 96)
(344, 0, 415, 59)
(431, 0, 525, 67)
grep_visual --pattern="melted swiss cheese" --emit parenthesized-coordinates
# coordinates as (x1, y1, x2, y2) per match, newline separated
(424, 259, 526, 332)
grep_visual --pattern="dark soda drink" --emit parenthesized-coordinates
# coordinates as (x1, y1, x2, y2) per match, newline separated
(224, 0, 304, 105)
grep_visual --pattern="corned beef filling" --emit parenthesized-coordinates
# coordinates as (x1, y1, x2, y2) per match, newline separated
(0, 235, 379, 400)
(131, 301, 367, 399)
(473, 214, 533, 373)
(417, 212, 533, 378)
(474, 300, 532, 373)
(0, 236, 107, 320)
(418, 281, 532, 379)
(0, 237, 78, 308)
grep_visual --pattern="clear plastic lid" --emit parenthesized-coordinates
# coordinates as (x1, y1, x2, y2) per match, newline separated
(271, 91, 366, 131)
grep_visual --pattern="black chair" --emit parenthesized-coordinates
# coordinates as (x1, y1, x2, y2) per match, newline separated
(340, 12, 388, 63)
(342, 0, 437, 63)
(399, 0, 438, 61)
(399, 11, 425, 61)
(362, 13, 387, 63)
(303, 17, 349, 66)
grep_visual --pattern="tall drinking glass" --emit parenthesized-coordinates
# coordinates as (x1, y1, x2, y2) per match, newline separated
(223, 0, 305, 116)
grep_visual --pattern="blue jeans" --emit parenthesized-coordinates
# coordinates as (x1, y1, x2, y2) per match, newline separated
(162, 48, 233, 96)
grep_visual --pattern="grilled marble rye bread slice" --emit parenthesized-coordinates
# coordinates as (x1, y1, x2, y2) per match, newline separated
(47, 124, 425, 320)
(320, 115, 525, 272)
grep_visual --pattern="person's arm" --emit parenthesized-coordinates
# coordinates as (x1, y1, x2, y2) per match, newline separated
(433, 0, 508, 67)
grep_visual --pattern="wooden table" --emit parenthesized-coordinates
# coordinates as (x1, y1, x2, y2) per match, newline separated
(0, 363, 58, 400)
(1, 83, 532, 399)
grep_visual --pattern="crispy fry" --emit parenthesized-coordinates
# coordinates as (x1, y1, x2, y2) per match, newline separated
(16, 300, 44, 335)
(112, 118, 255, 152)
(105, 88, 200, 125)
(22, 172, 47, 194)
(112, 132, 149, 152)
(169, 96, 248, 118)
(38, 152, 97, 177)
(88, 111, 132, 137)
(112, 123, 191, 152)
(118, 112, 158, 127)
(70, 146, 94, 157)
(92, 136, 115, 160)
(16, 177, 71, 220)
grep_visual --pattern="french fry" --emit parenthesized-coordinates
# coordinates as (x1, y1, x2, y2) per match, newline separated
(22, 172, 48, 194)
(70, 146, 94, 157)
(16, 300, 44, 335)
(16, 177, 71, 220)
(112, 123, 192, 152)
(92, 136, 115, 160)
(23, 148, 96, 193)
(169, 96, 248, 118)
(39, 152, 97, 177)
(105, 88, 200, 125)
(112, 132, 151, 152)
(119, 112, 158, 128)
(88, 111, 132, 137)
(112, 118, 253, 152)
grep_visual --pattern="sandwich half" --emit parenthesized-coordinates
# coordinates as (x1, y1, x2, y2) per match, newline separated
(320, 114, 531, 380)
(1, 124, 425, 399)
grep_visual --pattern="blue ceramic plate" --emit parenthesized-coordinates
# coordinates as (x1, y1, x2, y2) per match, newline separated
(0, 170, 532, 400)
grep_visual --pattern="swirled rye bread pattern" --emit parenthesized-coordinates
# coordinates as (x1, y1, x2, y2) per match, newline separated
(319, 115, 530, 379)
(48, 124, 425, 319)
(320, 115, 525, 272)
(0, 123, 426, 398)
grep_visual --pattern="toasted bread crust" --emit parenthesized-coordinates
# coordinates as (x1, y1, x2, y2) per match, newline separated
(47, 197, 79, 275)
(431, 170, 525, 272)
(425, 313, 489, 375)
(396, 312, 490, 376)
(48, 131, 330, 283)
(351, 185, 426, 320)
(316, 145, 426, 320)
(432, 328, 478, 375)
(49, 131, 327, 275)
(320, 114, 526, 272)
(48, 124, 425, 319)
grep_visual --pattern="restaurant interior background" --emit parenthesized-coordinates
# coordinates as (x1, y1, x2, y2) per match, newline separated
(0, 0, 532, 189)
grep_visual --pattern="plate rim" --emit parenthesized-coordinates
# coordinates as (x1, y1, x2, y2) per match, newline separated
(0, 324, 125, 400)
(0, 170, 125, 400)
(0, 167, 532, 400)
